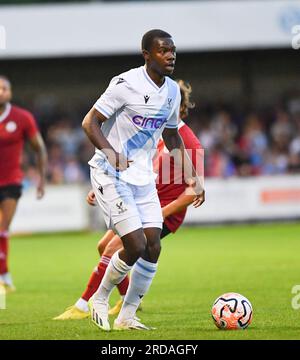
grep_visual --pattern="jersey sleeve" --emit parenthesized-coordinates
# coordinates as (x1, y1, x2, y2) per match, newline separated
(23, 111, 39, 139)
(165, 84, 181, 129)
(93, 77, 127, 119)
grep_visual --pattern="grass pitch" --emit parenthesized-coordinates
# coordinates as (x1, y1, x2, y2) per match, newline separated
(0, 223, 300, 340)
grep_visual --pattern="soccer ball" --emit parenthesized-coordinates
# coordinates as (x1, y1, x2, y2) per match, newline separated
(211, 292, 253, 330)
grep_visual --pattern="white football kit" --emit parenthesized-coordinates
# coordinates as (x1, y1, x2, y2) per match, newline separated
(89, 65, 181, 237)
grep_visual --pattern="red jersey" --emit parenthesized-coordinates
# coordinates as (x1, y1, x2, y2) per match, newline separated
(154, 121, 203, 233)
(0, 104, 38, 187)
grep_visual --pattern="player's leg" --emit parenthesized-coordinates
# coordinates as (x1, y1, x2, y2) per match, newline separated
(91, 226, 146, 331)
(78, 230, 118, 307)
(0, 191, 20, 292)
(89, 167, 145, 331)
(78, 234, 123, 309)
(72, 233, 130, 314)
(114, 227, 161, 330)
(114, 182, 163, 330)
(109, 223, 172, 316)
(106, 234, 131, 315)
(103, 236, 130, 302)
(97, 230, 115, 256)
(53, 230, 122, 320)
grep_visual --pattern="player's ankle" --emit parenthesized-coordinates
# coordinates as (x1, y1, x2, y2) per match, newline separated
(75, 298, 89, 312)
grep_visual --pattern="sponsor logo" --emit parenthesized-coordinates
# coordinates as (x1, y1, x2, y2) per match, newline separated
(116, 201, 127, 214)
(144, 95, 150, 104)
(5, 121, 17, 133)
(132, 115, 167, 129)
(116, 77, 125, 85)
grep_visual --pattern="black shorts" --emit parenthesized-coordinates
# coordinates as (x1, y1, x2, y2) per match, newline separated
(160, 222, 172, 239)
(0, 184, 22, 202)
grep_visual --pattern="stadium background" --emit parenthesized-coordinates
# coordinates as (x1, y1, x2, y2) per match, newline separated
(1, 0, 300, 340)
(1, 0, 300, 231)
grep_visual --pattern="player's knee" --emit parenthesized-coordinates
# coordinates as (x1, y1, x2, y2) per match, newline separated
(150, 242, 162, 257)
(97, 240, 106, 256)
(0, 224, 9, 232)
(134, 242, 147, 259)
(146, 240, 161, 262)
(105, 242, 121, 257)
(0, 217, 10, 232)
(128, 238, 146, 260)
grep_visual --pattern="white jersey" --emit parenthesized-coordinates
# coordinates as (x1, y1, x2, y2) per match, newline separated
(88, 65, 181, 185)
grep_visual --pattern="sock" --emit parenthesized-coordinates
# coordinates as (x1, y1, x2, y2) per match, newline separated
(0, 231, 9, 275)
(75, 298, 89, 312)
(2, 272, 13, 287)
(117, 275, 130, 297)
(94, 251, 131, 304)
(81, 255, 111, 301)
(117, 257, 158, 322)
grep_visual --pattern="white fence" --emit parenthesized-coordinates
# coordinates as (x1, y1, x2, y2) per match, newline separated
(187, 175, 300, 224)
(11, 175, 300, 234)
(11, 185, 90, 233)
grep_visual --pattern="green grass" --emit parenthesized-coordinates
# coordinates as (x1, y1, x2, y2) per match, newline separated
(0, 223, 300, 340)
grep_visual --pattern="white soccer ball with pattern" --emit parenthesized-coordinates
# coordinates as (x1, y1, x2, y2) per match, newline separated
(211, 292, 253, 330)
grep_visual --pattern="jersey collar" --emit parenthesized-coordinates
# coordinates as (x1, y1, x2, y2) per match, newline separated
(142, 66, 166, 92)
(0, 103, 12, 123)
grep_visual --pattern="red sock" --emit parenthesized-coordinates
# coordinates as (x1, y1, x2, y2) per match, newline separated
(0, 231, 9, 275)
(81, 255, 111, 301)
(117, 275, 129, 296)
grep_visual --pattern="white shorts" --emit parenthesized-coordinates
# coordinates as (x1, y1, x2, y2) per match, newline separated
(90, 167, 163, 237)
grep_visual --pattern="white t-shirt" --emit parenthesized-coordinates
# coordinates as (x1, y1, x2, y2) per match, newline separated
(88, 65, 181, 185)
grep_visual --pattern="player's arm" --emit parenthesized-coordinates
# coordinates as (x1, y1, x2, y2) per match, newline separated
(28, 133, 47, 199)
(162, 127, 205, 208)
(82, 108, 131, 171)
(162, 184, 204, 219)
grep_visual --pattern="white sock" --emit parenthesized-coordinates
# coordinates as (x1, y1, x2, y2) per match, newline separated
(94, 251, 131, 304)
(75, 298, 89, 312)
(117, 257, 158, 322)
(2, 272, 13, 286)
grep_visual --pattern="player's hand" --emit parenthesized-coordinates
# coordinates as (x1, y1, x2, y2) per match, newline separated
(107, 152, 133, 171)
(192, 189, 205, 208)
(36, 180, 45, 200)
(86, 190, 97, 206)
(187, 177, 205, 208)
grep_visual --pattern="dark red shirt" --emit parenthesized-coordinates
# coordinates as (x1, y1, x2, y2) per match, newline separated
(0, 104, 38, 187)
(154, 121, 203, 233)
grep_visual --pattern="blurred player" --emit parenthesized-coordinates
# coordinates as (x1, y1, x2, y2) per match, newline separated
(55, 78, 204, 323)
(81, 29, 204, 331)
(0, 76, 47, 292)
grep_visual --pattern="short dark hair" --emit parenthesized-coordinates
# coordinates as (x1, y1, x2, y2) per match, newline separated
(141, 29, 172, 51)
